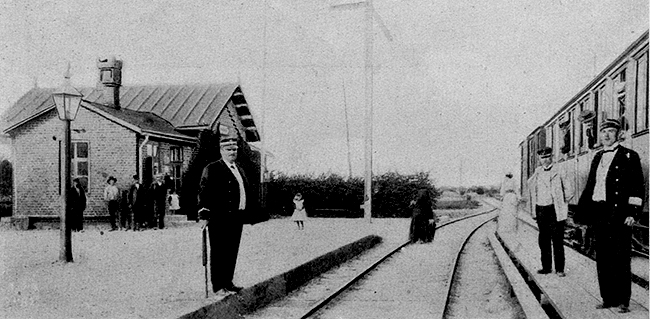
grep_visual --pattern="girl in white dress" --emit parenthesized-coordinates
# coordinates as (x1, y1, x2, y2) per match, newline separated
(291, 193, 307, 230)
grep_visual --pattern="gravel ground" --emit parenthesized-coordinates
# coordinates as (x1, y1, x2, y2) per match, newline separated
(0, 218, 410, 319)
(446, 221, 525, 319)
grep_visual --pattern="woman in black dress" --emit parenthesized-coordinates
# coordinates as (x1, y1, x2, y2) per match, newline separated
(409, 188, 436, 243)
(70, 178, 87, 232)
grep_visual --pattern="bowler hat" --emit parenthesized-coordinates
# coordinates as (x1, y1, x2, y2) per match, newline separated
(537, 147, 552, 158)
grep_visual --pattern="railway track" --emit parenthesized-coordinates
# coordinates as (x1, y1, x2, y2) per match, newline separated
(246, 208, 498, 319)
(482, 197, 649, 290)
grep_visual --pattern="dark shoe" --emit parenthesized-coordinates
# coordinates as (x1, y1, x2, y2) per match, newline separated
(536, 269, 551, 275)
(595, 303, 615, 309)
(224, 284, 243, 293)
(556, 272, 566, 277)
(618, 305, 630, 313)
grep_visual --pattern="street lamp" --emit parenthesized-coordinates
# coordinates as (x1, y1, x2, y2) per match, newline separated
(52, 68, 82, 262)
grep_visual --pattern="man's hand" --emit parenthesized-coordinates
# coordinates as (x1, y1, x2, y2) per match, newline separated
(624, 217, 635, 226)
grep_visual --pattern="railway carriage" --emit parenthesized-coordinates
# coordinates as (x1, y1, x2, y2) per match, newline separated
(519, 31, 649, 255)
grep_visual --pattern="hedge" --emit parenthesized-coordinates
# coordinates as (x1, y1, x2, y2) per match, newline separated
(265, 171, 439, 218)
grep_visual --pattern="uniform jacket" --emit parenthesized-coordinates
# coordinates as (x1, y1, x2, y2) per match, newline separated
(198, 159, 251, 224)
(527, 165, 574, 221)
(149, 181, 168, 211)
(69, 186, 86, 213)
(128, 183, 146, 209)
(577, 146, 645, 224)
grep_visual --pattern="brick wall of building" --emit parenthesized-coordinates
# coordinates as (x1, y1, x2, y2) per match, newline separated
(11, 107, 137, 216)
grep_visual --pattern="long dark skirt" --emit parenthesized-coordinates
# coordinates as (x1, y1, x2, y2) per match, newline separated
(409, 216, 435, 243)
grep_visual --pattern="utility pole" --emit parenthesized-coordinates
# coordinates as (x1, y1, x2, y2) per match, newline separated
(259, 0, 269, 210)
(342, 79, 353, 180)
(331, 0, 391, 222)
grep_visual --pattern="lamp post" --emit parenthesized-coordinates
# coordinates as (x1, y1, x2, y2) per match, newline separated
(52, 69, 82, 262)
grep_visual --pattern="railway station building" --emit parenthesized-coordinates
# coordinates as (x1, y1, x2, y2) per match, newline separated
(2, 57, 262, 226)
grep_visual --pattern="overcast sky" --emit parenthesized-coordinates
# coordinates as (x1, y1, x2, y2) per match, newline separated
(0, 0, 648, 186)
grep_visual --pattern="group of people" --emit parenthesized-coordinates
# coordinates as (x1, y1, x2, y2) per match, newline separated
(509, 118, 643, 314)
(196, 118, 644, 314)
(68, 173, 181, 232)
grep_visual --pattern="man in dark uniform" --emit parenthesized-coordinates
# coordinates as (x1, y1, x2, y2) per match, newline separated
(149, 174, 168, 229)
(198, 130, 250, 298)
(578, 118, 644, 314)
(128, 175, 145, 231)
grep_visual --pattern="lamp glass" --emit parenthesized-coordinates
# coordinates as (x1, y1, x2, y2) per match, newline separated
(52, 85, 82, 121)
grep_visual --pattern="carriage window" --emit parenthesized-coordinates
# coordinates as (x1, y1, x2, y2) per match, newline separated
(636, 51, 648, 132)
(560, 112, 572, 155)
(593, 85, 607, 145)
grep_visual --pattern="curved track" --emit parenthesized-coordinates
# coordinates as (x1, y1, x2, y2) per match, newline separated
(299, 211, 497, 319)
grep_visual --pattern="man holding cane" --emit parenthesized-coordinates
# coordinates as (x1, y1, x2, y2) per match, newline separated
(198, 128, 250, 298)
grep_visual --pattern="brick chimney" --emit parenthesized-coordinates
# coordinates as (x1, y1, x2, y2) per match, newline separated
(96, 56, 122, 109)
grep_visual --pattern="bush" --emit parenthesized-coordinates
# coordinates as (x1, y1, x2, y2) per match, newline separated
(265, 171, 439, 218)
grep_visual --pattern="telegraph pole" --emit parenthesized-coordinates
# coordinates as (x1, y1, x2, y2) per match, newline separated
(331, 0, 391, 222)
(363, 0, 373, 222)
(342, 79, 353, 180)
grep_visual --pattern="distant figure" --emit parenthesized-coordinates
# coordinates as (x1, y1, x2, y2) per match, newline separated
(409, 188, 436, 244)
(291, 193, 307, 230)
(576, 119, 644, 314)
(149, 174, 167, 229)
(168, 190, 180, 215)
(70, 178, 86, 232)
(498, 173, 520, 234)
(128, 175, 145, 231)
(103, 176, 120, 231)
(526, 147, 573, 278)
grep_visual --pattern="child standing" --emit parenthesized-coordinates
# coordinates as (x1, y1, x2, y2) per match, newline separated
(291, 193, 307, 230)
(168, 190, 180, 215)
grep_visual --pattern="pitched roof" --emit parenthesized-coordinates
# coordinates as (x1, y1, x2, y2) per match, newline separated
(2, 83, 260, 142)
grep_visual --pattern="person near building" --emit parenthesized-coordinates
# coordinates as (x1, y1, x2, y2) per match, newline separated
(149, 174, 167, 229)
(128, 175, 145, 231)
(577, 119, 644, 314)
(526, 147, 573, 277)
(168, 189, 180, 215)
(103, 176, 120, 231)
(70, 178, 86, 232)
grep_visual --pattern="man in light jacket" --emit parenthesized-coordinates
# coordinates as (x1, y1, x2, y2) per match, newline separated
(527, 146, 573, 277)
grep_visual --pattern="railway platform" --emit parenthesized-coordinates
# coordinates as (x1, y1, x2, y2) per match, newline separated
(496, 212, 649, 318)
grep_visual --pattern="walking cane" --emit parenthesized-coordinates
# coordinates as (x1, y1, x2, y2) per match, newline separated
(202, 225, 208, 298)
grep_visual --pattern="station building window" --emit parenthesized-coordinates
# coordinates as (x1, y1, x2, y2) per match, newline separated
(72, 141, 89, 192)
(635, 50, 648, 132)
(169, 147, 183, 192)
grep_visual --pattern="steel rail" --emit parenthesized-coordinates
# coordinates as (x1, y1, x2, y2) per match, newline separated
(299, 207, 498, 319)
(441, 215, 498, 318)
